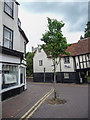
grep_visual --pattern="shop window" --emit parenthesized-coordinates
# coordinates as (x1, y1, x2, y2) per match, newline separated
(20, 67, 25, 84)
(2, 65, 18, 89)
(20, 73, 23, 84)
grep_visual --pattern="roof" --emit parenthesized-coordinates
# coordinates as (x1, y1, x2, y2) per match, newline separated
(63, 37, 90, 56)
(15, 0, 20, 5)
(18, 26, 29, 43)
(34, 37, 90, 58)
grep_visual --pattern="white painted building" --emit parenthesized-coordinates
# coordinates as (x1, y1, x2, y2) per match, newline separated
(0, 0, 29, 101)
(33, 38, 90, 83)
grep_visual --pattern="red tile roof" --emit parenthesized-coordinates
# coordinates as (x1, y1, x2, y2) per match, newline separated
(34, 37, 90, 57)
(63, 37, 90, 56)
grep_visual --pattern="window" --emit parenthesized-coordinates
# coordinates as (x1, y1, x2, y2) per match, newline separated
(39, 60, 43, 66)
(64, 73, 69, 79)
(18, 18, 21, 27)
(20, 67, 25, 84)
(24, 42, 26, 58)
(64, 57, 70, 63)
(4, 0, 14, 18)
(3, 26, 13, 49)
(2, 65, 18, 89)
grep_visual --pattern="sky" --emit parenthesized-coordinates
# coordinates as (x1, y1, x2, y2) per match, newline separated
(18, 0, 90, 52)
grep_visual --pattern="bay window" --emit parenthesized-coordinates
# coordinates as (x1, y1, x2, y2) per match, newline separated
(2, 65, 18, 89)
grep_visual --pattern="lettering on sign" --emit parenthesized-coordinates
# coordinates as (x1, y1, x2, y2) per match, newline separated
(64, 65, 71, 68)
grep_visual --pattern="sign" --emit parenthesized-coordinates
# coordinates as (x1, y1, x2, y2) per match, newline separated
(4, 74, 17, 84)
(64, 65, 71, 68)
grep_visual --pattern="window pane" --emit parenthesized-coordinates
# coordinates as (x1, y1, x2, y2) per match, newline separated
(3, 26, 13, 49)
(4, 39, 9, 48)
(2, 65, 18, 89)
(64, 57, 70, 63)
(4, 29, 11, 40)
(5, 4, 12, 16)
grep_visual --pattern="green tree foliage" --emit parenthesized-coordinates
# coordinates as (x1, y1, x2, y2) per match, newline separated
(84, 21, 90, 38)
(41, 17, 70, 98)
(26, 52, 34, 76)
(80, 21, 90, 39)
(80, 35, 83, 40)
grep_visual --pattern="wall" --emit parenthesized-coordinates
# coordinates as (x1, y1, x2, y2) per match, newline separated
(0, 0, 25, 53)
(33, 48, 75, 73)
(0, 53, 20, 64)
(60, 57, 75, 72)
(75, 54, 90, 70)
(33, 48, 53, 73)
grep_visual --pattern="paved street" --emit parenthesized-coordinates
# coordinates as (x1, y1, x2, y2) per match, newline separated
(2, 81, 88, 119)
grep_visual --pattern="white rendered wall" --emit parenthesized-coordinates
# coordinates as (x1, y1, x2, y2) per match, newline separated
(0, 53, 20, 64)
(0, 0, 25, 53)
(33, 48, 75, 73)
(33, 49, 53, 73)
(0, 1, 3, 46)
(60, 57, 75, 72)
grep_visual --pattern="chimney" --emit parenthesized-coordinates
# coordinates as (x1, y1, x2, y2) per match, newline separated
(32, 47, 34, 52)
(88, 1, 90, 21)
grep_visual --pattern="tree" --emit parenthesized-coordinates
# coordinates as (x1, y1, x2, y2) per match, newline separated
(84, 21, 90, 38)
(80, 35, 83, 40)
(41, 17, 70, 99)
(26, 52, 34, 76)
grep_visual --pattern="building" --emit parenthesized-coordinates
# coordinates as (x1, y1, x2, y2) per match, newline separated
(0, 0, 29, 101)
(33, 38, 90, 84)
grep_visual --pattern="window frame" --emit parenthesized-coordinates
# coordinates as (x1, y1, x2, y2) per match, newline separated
(39, 60, 43, 66)
(24, 42, 26, 58)
(64, 57, 70, 64)
(4, 0, 14, 19)
(3, 25, 13, 49)
(64, 73, 69, 79)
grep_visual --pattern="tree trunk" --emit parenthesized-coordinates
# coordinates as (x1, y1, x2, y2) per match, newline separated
(53, 59, 57, 99)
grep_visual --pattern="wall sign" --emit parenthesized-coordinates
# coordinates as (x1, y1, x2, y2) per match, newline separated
(64, 65, 71, 68)
(4, 74, 17, 84)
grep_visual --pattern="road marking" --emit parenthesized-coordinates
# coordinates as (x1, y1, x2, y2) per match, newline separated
(19, 88, 54, 120)
(25, 89, 54, 119)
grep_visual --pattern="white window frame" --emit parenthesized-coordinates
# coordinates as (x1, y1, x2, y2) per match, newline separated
(4, 0, 14, 18)
(64, 73, 69, 79)
(64, 57, 70, 64)
(3, 26, 13, 49)
(39, 60, 43, 66)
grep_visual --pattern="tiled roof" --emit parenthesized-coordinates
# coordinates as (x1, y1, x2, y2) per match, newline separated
(34, 37, 90, 57)
(63, 37, 90, 56)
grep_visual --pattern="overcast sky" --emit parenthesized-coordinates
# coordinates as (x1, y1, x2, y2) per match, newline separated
(18, 0, 89, 52)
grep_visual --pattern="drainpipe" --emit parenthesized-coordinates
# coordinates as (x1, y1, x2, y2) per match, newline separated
(44, 67, 45, 82)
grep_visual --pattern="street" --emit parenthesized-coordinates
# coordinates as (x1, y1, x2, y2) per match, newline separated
(2, 81, 88, 119)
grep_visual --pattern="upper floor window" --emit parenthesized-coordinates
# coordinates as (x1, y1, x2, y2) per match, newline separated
(39, 60, 43, 66)
(24, 42, 26, 58)
(3, 26, 13, 49)
(18, 18, 21, 27)
(4, 0, 14, 18)
(64, 57, 70, 64)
